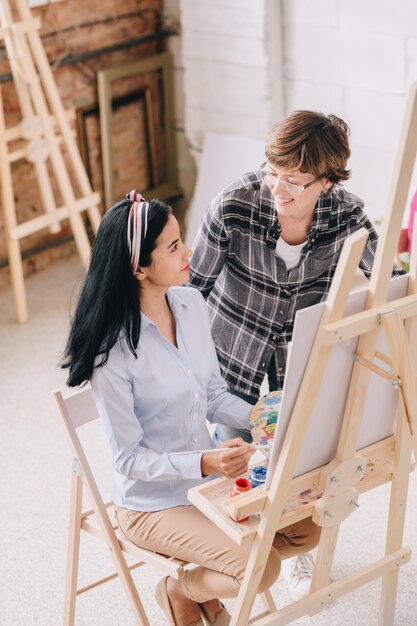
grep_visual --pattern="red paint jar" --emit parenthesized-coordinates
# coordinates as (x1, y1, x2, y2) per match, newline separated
(229, 477, 252, 522)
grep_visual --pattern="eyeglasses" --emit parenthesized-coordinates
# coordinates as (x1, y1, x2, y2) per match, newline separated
(266, 171, 323, 196)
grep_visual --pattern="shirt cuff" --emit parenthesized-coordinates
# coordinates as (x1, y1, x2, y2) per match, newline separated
(168, 451, 204, 480)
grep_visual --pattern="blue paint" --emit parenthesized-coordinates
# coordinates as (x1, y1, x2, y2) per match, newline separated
(263, 396, 279, 406)
(249, 465, 267, 488)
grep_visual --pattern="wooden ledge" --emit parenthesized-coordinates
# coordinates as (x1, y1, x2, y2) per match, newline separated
(188, 436, 414, 545)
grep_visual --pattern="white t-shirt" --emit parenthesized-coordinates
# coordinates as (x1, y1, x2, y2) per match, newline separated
(275, 237, 306, 269)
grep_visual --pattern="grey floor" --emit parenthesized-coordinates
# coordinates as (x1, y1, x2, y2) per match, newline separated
(1, 255, 416, 626)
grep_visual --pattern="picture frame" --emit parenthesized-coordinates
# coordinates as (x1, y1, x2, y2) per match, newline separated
(76, 89, 158, 202)
(97, 51, 180, 208)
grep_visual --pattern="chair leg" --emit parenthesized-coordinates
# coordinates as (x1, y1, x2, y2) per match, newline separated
(107, 543, 151, 625)
(63, 473, 83, 626)
(260, 589, 277, 613)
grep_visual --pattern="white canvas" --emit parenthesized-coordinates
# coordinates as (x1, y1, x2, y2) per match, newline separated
(185, 132, 265, 247)
(265, 273, 409, 489)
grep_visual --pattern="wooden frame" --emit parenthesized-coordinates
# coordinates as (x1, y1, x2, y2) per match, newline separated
(77, 89, 159, 196)
(98, 52, 180, 209)
(187, 82, 417, 625)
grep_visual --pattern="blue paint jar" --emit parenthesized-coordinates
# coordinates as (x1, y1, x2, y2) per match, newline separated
(249, 465, 267, 489)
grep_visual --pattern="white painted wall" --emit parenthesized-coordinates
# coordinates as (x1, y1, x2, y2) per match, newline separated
(163, 0, 197, 205)
(282, 0, 417, 224)
(172, 0, 417, 224)
(179, 0, 283, 159)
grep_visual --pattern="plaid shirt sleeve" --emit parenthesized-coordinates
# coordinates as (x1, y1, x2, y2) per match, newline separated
(188, 191, 229, 299)
(353, 209, 404, 277)
(355, 209, 379, 277)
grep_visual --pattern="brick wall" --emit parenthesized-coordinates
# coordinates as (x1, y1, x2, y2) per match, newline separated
(4, 1, 417, 292)
(0, 0, 162, 290)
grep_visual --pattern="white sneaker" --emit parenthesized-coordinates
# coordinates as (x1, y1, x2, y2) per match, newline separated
(280, 553, 314, 601)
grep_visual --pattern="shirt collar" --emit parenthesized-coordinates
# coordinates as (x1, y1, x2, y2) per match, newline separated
(140, 287, 188, 331)
(258, 175, 280, 250)
(310, 188, 334, 233)
(140, 313, 154, 331)
(257, 171, 336, 248)
(166, 287, 188, 316)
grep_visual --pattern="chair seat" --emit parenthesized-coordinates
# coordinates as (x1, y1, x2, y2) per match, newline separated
(81, 504, 188, 580)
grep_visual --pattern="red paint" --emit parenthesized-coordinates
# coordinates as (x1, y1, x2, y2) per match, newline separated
(229, 477, 252, 522)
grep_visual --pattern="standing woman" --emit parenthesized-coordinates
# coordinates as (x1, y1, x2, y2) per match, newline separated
(62, 191, 320, 626)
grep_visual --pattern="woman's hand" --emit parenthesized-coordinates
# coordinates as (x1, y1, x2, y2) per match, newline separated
(201, 438, 254, 478)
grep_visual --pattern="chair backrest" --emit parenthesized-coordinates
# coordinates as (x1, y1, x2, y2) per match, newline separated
(54, 386, 99, 430)
(53, 387, 114, 526)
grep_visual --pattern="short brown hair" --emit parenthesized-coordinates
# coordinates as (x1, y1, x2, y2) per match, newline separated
(265, 110, 351, 184)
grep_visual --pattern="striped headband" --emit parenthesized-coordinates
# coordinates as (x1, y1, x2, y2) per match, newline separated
(126, 190, 149, 272)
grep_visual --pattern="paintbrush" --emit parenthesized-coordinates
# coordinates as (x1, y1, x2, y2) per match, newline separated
(169, 444, 271, 456)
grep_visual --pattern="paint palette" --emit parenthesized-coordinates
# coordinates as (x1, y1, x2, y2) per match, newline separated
(249, 390, 282, 458)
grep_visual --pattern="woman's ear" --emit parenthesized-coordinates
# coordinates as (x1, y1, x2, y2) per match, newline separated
(134, 266, 147, 281)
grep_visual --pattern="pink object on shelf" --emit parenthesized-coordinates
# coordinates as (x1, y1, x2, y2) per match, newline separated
(408, 190, 417, 253)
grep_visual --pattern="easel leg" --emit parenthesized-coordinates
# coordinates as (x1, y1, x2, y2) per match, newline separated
(230, 528, 276, 626)
(310, 525, 339, 592)
(378, 411, 411, 626)
(0, 85, 28, 323)
(379, 313, 415, 625)
(7, 237, 28, 323)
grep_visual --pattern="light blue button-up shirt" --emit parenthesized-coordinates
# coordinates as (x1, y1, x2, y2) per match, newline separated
(91, 286, 252, 511)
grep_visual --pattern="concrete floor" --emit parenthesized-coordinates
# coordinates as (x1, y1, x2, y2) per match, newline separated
(0, 255, 416, 626)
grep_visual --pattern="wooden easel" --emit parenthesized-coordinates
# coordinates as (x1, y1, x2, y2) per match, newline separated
(188, 82, 417, 625)
(0, 0, 102, 323)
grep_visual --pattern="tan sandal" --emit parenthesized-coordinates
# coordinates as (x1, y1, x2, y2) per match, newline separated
(155, 577, 204, 626)
(199, 604, 231, 626)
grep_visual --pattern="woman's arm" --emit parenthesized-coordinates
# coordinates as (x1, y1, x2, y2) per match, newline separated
(93, 362, 253, 481)
(201, 438, 254, 478)
(206, 366, 252, 429)
(91, 355, 205, 482)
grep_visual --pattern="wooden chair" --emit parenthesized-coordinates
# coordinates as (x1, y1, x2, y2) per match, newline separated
(53, 387, 277, 625)
(53, 387, 189, 626)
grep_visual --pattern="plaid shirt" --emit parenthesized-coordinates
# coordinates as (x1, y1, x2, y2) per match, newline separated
(188, 169, 397, 398)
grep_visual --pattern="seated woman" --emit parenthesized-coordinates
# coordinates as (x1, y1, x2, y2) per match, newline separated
(62, 191, 320, 626)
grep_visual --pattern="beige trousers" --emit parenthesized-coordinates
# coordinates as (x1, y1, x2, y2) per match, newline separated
(116, 505, 320, 603)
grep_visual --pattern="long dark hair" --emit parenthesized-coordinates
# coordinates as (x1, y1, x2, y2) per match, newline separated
(62, 197, 172, 387)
